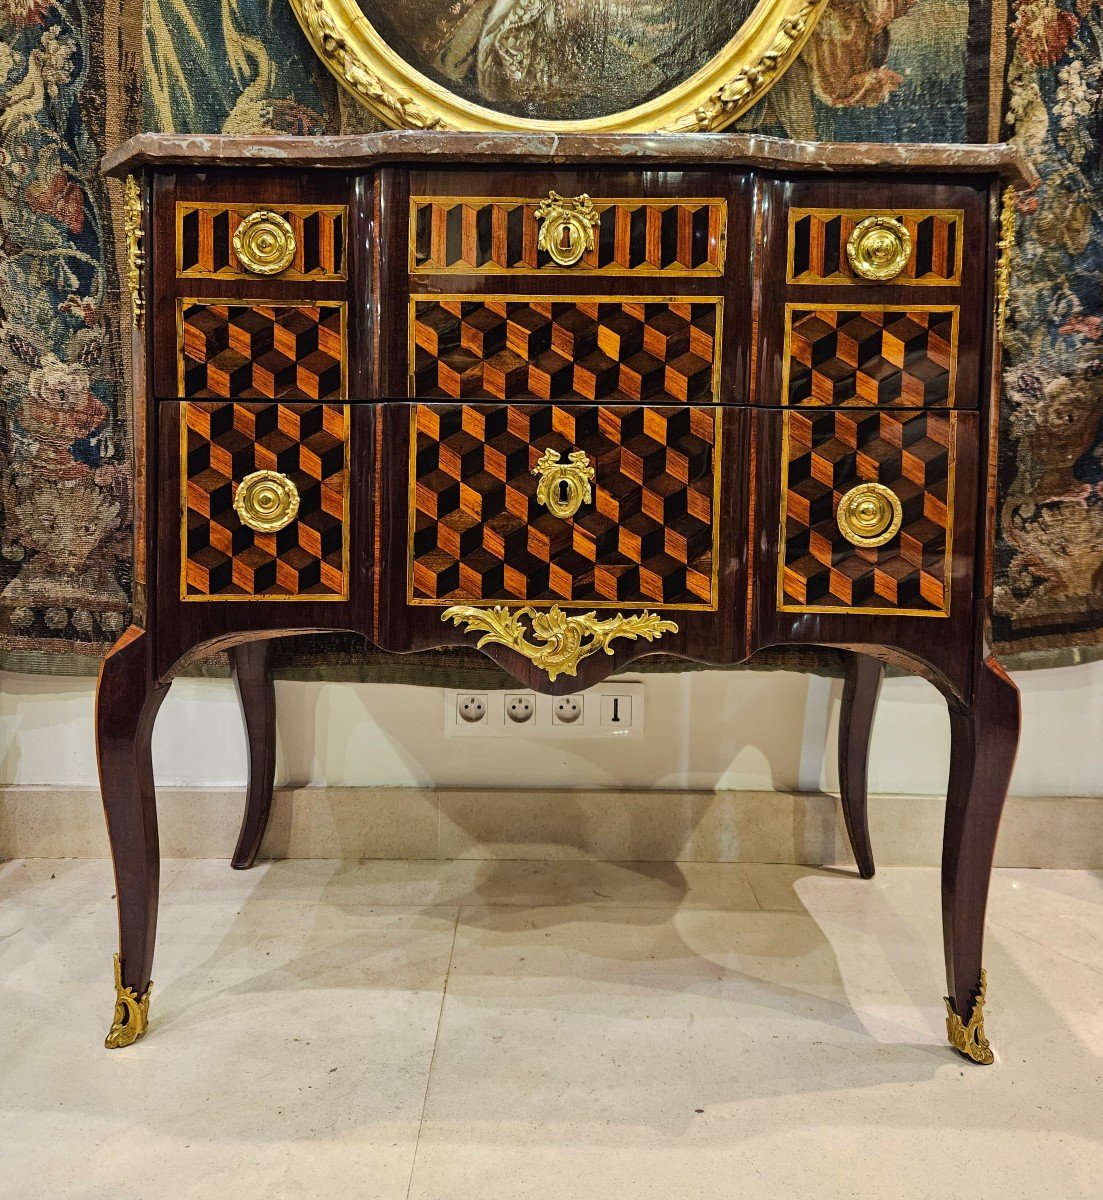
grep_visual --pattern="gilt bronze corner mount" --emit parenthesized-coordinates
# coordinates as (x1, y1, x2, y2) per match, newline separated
(123, 175, 144, 328)
(105, 954, 151, 1049)
(945, 969, 994, 1065)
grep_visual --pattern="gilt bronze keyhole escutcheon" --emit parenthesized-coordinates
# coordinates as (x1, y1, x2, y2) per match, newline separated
(533, 448, 595, 519)
(534, 193, 600, 267)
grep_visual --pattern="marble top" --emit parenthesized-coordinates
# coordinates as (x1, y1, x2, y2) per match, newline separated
(103, 131, 1036, 189)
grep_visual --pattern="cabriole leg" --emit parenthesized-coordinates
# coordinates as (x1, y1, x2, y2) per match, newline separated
(230, 640, 277, 870)
(96, 626, 169, 1048)
(942, 656, 1021, 1064)
(838, 652, 884, 879)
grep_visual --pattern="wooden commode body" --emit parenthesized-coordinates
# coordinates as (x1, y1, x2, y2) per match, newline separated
(97, 132, 1031, 1061)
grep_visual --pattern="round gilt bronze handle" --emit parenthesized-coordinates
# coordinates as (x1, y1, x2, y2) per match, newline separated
(233, 470, 300, 533)
(232, 210, 296, 275)
(846, 215, 911, 282)
(836, 482, 903, 548)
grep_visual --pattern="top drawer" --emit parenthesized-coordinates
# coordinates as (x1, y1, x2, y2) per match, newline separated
(787, 207, 963, 287)
(405, 169, 737, 280)
(177, 202, 347, 282)
(411, 193, 726, 277)
(776, 175, 985, 294)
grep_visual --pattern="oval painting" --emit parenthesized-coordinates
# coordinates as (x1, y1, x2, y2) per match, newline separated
(292, 0, 826, 131)
(366, 0, 760, 123)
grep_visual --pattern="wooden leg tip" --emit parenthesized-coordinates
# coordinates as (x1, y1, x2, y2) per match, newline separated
(105, 954, 152, 1049)
(945, 969, 994, 1065)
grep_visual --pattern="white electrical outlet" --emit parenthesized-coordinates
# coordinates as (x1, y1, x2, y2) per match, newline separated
(552, 695, 583, 725)
(456, 694, 488, 725)
(445, 682, 644, 737)
(504, 694, 535, 724)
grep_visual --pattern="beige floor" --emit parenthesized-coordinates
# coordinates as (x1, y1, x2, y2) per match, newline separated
(2, 859, 1100, 1199)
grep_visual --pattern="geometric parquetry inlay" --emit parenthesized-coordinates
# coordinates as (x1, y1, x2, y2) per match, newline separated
(179, 301, 345, 400)
(177, 204, 347, 279)
(788, 209, 962, 285)
(784, 305, 957, 407)
(411, 404, 718, 607)
(779, 409, 954, 614)
(411, 297, 720, 403)
(411, 197, 725, 274)
(182, 402, 348, 600)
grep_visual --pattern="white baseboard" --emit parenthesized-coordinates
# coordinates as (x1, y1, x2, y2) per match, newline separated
(1, 786, 1100, 868)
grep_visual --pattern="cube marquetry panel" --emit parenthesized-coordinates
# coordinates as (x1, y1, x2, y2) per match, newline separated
(411, 297, 720, 403)
(177, 204, 346, 279)
(412, 198, 724, 274)
(183, 402, 348, 600)
(788, 209, 962, 285)
(780, 409, 954, 614)
(784, 305, 957, 408)
(411, 404, 718, 607)
(179, 301, 345, 400)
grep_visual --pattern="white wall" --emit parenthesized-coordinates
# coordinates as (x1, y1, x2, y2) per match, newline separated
(3, 662, 1102, 796)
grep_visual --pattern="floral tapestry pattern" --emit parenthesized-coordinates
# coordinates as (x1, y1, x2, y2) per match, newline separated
(0, 0, 137, 670)
(998, 0, 1103, 661)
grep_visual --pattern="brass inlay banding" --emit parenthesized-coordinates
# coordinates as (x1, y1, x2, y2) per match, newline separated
(533, 448, 594, 519)
(846, 215, 912, 282)
(233, 470, 301, 533)
(836, 482, 903, 548)
(534, 192, 600, 267)
(232, 210, 297, 276)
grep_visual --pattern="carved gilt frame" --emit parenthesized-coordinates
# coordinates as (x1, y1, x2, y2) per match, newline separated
(289, 0, 828, 132)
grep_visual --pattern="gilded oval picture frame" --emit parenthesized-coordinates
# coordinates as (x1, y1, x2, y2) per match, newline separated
(289, 0, 829, 132)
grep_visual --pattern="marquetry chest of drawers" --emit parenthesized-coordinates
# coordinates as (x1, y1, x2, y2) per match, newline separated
(97, 132, 1032, 1064)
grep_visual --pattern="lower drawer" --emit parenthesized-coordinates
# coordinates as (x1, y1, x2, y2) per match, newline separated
(777, 408, 958, 617)
(178, 400, 350, 600)
(407, 402, 721, 610)
(148, 398, 979, 690)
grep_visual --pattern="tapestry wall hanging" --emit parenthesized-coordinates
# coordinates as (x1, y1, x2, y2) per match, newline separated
(1, 0, 1101, 677)
(0, 0, 140, 674)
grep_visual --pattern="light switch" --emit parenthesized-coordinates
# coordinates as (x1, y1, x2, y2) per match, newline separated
(599, 693, 633, 729)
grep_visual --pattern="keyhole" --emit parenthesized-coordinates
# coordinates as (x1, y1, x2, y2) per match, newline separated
(559, 225, 574, 252)
(557, 479, 570, 506)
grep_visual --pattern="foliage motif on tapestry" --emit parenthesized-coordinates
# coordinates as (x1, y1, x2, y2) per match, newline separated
(144, 0, 339, 133)
(1000, 0, 1103, 658)
(0, 2, 131, 655)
